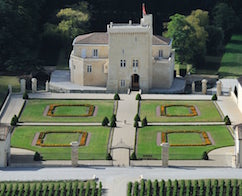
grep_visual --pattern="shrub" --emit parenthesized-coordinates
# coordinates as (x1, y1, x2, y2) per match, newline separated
(134, 113, 140, 122)
(136, 93, 141, 101)
(111, 114, 117, 122)
(33, 152, 42, 161)
(212, 94, 217, 100)
(202, 151, 209, 160)
(23, 91, 28, 99)
(133, 121, 139, 128)
(102, 116, 109, 126)
(106, 153, 112, 160)
(142, 117, 148, 127)
(130, 152, 137, 160)
(234, 86, 238, 97)
(114, 93, 120, 100)
(10, 115, 18, 126)
(110, 119, 116, 127)
(224, 115, 231, 125)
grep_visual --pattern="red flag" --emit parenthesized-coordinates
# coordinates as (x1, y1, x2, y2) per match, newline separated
(142, 3, 146, 15)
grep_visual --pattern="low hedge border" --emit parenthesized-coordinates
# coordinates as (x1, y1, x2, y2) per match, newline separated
(161, 130, 212, 146)
(161, 104, 198, 117)
(36, 131, 88, 147)
(47, 104, 95, 117)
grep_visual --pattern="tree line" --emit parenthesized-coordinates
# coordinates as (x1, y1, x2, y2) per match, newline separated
(0, 0, 241, 73)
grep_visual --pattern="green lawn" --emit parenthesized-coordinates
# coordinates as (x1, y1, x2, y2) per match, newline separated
(44, 132, 80, 145)
(19, 99, 114, 122)
(53, 105, 90, 116)
(136, 125, 234, 160)
(166, 105, 191, 116)
(0, 76, 20, 105)
(219, 34, 242, 77)
(11, 126, 110, 160)
(168, 133, 203, 145)
(140, 100, 222, 122)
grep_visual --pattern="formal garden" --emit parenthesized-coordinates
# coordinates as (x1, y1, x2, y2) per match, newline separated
(0, 180, 102, 196)
(136, 125, 234, 160)
(139, 100, 223, 122)
(127, 179, 242, 196)
(19, 99, 114, 123)
(11, 126, 110, 160)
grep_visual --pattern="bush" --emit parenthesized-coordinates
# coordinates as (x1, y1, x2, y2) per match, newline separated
(133, 121, 139, 128)
(33, 152, 42, 161)
(23, 91, 28, 99)
(106, 153, 112, 160)
(224, 115, 231, 125)
(136, 93, 141, 101)
(10, 115, 18, 126)
(110, 119, 116, 127)
(130, 152, 137, 160)
(134, 114, 140, 122)
(111, 114, 116, 122)
(202, 151, 209, 160)
(114, 93, 120, 100)
(102, 116, 109, 126)
(212, 94, 217, 100)
(234, 86, 238, 97)
(142, 117, 148, 127)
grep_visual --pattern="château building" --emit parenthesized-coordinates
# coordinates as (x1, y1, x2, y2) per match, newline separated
(69, 12, 175, 93)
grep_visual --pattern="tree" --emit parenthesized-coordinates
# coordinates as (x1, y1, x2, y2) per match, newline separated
(102, 116, 109, 126)
(212, 3, 238, 42)
(166, 14, 197, 65)
(56, 2, 90, 41)
(186, 9, 209, 67)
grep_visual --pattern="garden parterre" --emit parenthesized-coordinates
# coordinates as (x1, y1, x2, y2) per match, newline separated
(140, 100, 222, 122)
(11, 126, 110, 160)
(19, 99, 114, 123)
(136, 125, 234, 160)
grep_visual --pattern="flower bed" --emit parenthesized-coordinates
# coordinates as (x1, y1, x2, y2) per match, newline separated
(47, 104, 95, 117)
(161, 130, 212, 146)
(36, 131, 88, 147)
(160, 104, 198, 117)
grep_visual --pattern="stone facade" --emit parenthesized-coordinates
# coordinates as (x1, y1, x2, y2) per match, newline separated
(69, 14, 175, 93)
(237, 77, 242, 113)
(235, 124, 242, 168)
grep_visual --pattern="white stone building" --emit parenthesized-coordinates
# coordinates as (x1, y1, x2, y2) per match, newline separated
(0, 126, 11, 167)
(69, 13, 175, 93)
(237, 77, 242, 113)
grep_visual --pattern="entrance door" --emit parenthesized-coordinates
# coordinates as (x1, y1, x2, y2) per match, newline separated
(131, 74, 139, 90)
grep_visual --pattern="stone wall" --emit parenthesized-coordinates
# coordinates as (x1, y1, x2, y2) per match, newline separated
(237, 81, 242, 113)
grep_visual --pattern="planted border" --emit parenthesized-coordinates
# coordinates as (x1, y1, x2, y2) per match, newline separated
(161, 104, 198, 117)
(47, 104, 95, 117)
(36, 131, 88, 147)
(161, 130, 211, 146)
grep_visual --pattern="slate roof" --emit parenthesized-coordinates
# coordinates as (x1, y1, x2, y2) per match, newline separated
(73, 32, 171, 45)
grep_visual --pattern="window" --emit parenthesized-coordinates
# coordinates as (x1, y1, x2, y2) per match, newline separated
(93, 49, 98, 57)
(87, 65, 92, 73)
(133, 60, 138, 67)
(159, 50, 163, 58)
(120, 60, 126, 67)
(120, 80, 125, 87)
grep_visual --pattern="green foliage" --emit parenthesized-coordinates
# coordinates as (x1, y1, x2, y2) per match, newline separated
(106, 153, 112, 160)
(134, 113, 140, 122)
(23, 92, 29, 100)
(224, 115, 231, 125)
(136, 93, 141, 101)
(33, 152, 42, 161)
(130, 152, 137, 160)
(141, 117, 148, 127)
(133, 121, 139, 128)
(98, 182, 102, 196)
(110, 119, 116, 127)
(102, 116, 109, 126)
(127, 182, 132, 196)
(10, 115, 18, 126)
(111, 114, 116, 122)
(212, 94, 217, 100)
(202, 151, 209, 160)
(114, 93, 120, 100)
